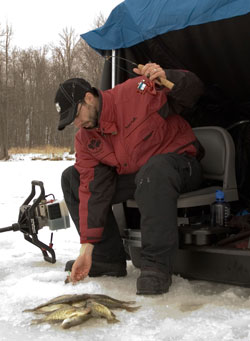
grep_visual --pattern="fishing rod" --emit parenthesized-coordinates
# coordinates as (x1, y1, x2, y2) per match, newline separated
(105, 55, 174, 89)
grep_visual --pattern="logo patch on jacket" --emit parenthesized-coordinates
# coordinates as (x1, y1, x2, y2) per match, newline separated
(87, 138, 103, 153)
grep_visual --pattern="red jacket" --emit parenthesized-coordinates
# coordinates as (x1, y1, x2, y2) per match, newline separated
(74, 70, 204, 243)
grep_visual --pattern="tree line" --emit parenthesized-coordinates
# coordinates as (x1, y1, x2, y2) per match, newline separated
(0, 15, 105, 159)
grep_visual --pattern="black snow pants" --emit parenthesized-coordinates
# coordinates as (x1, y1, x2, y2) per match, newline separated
(61, 153, 203, 273)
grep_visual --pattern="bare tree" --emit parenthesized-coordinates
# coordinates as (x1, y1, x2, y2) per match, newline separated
(0, 23, 13, 160)
(51, 27, 80, 80)
(74, 13, 106, 87)
(0, 13, 107, 154)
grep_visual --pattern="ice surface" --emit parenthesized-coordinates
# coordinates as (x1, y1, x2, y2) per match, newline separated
(1, 157, 250, 341)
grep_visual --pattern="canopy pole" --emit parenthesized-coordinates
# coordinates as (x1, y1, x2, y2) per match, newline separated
(111, 49, 116, 88)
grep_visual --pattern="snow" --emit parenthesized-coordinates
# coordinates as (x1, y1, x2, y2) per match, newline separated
(1, 157, 250, 341)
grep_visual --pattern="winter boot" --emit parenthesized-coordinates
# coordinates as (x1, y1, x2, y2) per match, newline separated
(136, 269, 172, 295)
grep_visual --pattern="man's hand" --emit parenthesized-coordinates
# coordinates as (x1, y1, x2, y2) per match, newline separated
(133, 62, 174, 89)
(133, 63, 166, 83)
(70, 243, 94, 283)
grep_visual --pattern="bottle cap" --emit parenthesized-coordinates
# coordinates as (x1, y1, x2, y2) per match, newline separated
(216, 190, 224, 200)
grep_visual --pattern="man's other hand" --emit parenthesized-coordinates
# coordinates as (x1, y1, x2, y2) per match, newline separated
(70, 243, 94, 283)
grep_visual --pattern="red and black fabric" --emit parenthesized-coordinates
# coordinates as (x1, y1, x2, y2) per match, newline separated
(74, 70, 204, 243)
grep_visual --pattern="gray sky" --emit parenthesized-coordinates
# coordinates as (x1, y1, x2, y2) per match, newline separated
(0, 0, 123, 49)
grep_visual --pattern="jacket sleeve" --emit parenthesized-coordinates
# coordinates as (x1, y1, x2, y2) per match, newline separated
(74, 133, 117, 244)
(158, 69, 204, 118)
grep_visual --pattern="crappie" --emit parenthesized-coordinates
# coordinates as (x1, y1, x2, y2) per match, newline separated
(31, 306, 77, 324)
(88, 301, 119, 324)
(72, 301, 87, 308)
(24, 303, 72, 314)
(25, 294, 91, 312)
(61, 307, 92, 329)
(39, 293, 91, 306)
(89, 294, 136, 305)
(89, 295, 140, 312)
(24, 293, 137, 313)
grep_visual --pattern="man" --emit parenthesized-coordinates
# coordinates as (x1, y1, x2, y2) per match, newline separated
(55, 63, 204, 295)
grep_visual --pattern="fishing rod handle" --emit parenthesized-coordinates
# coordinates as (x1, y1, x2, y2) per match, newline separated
(137, 64, 174, 90)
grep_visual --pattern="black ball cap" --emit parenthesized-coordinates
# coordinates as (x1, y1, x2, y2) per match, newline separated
(54, 78, 92, 130)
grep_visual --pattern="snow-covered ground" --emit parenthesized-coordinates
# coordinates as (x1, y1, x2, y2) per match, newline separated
(1, 156, 250, 341)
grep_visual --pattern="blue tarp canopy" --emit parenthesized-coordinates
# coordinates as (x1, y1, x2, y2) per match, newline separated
(81, 0, 250, 105)
(81, 0, 250, 54)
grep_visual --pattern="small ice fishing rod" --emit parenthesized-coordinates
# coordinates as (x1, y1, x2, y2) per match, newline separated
(105, 55, 174, 89)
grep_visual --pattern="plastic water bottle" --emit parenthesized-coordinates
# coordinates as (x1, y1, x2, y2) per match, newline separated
(210, 190, 231, 227)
